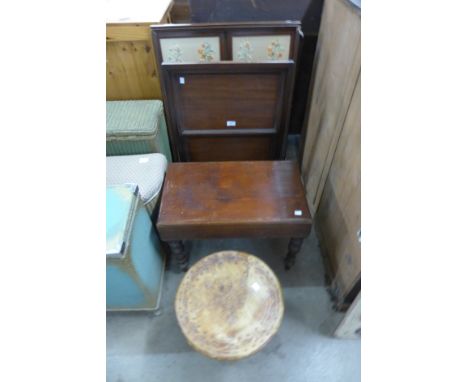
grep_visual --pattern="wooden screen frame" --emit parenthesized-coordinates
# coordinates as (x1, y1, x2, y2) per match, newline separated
(161, 61, 295, 161)
(151, 22, 301, 162)
(151, 21, 301, 63)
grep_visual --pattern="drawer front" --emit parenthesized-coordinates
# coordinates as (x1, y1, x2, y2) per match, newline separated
(175, 73, 282, 131)
(186, 136, 273, 161)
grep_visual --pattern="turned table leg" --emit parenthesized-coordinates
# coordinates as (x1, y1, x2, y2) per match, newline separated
(168, 240, 189, 272)
(285, 238, 303, 270)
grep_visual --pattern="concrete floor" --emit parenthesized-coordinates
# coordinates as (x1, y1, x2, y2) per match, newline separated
(107, 234, 361, 382)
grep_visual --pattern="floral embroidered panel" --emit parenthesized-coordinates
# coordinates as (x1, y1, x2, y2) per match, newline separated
(232, 35, 291, 62)
(160, 37, 221, 63)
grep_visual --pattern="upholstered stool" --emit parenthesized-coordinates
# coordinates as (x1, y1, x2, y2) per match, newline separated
(106, 100, 172, 161)
(106, 153, 167, 215)
(175, 251, 284, 360)
(106, 184, 166, 312)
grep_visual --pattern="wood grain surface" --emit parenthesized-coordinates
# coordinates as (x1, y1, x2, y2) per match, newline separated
(300, 0, 361, 213)
(175, 251, 284, 360)
(157, 161, 312, 240)
(316, 75, 361, 302)
(106, 0, 173, 100)
(177, 73, 280, 131)
(185, 136, 273, 161)
(106, 24, 163, 100)
(161, 61, 294, 161)
(300, 0, 361, 305)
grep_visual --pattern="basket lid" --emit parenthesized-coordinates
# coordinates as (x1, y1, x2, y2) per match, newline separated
(106, 100, 163, 137)
(106, 183, 139, 258)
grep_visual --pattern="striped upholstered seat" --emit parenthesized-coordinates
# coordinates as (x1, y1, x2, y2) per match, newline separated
(106, 153, 167, 215)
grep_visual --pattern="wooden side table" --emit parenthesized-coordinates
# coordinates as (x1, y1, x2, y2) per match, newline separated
(157, 161, 313, 271)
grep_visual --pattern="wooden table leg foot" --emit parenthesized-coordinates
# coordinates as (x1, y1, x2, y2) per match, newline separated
(168, 240, 189, 272)
(285, 238, 303, 270)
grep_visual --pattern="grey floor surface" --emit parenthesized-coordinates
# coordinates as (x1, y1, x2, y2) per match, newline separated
(107, 137, 360, 381)
(107, 234, 361, 382)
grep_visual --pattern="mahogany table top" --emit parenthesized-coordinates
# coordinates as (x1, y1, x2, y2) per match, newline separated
(157, 161, 312, 240)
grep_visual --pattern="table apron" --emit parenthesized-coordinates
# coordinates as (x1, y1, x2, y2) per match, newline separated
(157, 223, 312, 241)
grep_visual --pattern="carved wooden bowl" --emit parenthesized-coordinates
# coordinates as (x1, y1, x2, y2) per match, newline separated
(175, 251, 284, 360)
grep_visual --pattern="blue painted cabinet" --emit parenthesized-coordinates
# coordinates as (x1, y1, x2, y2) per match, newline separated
(106, 184, 165, 311)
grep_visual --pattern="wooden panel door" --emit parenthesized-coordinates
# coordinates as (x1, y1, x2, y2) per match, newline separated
(316, 75, 361, 305)
(176, 73, 281, 131)
(300, 0, 361, 213)
(162, 61, 294, 161)
(300, 0, 361, 307)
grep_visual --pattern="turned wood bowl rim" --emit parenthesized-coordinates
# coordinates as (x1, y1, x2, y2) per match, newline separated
(174, 250, 284, 361)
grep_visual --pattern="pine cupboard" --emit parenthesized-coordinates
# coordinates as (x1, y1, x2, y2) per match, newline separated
(300, 0, 361, 307)
(106, 0, 174, 100)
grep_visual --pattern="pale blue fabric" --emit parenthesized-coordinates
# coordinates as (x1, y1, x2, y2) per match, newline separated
(106, 184, 137, 256)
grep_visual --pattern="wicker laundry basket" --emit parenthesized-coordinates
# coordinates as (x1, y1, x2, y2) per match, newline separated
(106, 100, 172, 161)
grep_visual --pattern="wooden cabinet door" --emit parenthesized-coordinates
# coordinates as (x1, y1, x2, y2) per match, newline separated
(300, 0, 361, 306)
(301, 0, 361, 213)
(162, 61, 294, 161)
(316, 75, 361, 304)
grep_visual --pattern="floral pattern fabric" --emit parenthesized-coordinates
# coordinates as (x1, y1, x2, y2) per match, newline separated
(234, 37, 287, 61)
(160, 37, 220, 63)
(236, 41, 253, 62)
(167, 45, 183, 63)
(197, 42, 215, 62)
(267, 40, 285, 60)
(163, 36, 289, 63)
